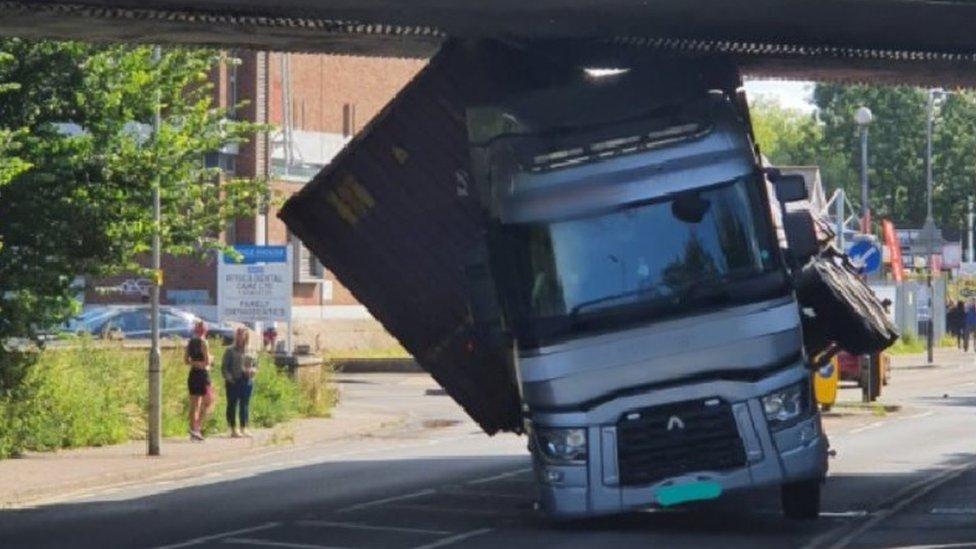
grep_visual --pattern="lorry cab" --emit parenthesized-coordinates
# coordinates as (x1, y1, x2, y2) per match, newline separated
(471, 71, 827, 519)
(281, 43, 893, 522)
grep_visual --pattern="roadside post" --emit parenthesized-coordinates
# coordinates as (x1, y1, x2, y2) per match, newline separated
(848, 236, 883, 402)
(147, 45, 163, 457)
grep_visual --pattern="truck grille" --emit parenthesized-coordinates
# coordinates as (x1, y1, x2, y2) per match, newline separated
(616, 399, 746, 487)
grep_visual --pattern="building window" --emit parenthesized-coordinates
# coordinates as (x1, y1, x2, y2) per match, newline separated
(204, 151, 237, 175)
(227, 56, 239, 118)
(292, 236, 325, 282)
(225, 219, 237, 245)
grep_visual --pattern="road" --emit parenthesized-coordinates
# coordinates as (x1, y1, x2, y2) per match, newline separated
(0, 352, 973, 549)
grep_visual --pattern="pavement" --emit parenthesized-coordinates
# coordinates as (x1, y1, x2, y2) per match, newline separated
(0, 348, 973, 548)
(0, 374, 406, 508)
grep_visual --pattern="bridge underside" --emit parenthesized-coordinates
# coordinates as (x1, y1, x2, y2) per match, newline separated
(6, 1, 976, 86)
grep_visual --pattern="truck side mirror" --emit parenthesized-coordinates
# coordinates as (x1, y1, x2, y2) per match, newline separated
(783, 210, 820, 263)
(772, 174, 809, 203)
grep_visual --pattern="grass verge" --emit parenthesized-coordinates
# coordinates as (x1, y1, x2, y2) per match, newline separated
(0, 338, 335, 459)
(886, 334, 926, 355)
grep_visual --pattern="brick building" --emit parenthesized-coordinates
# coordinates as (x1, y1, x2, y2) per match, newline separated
(86, 52, 426, 352)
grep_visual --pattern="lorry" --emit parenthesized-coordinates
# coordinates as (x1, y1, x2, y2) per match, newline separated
(280, 40, 897, 520)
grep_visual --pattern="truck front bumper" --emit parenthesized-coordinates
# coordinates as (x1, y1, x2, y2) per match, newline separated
(530, 371, 829, 519)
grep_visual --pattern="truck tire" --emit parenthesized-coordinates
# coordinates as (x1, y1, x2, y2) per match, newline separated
(869, 354, 883, 400)
(796, 255, 899, 356)
(781, 478, 821, 520)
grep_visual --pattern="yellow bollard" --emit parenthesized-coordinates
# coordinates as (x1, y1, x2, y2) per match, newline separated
(814, 357, 839, 411)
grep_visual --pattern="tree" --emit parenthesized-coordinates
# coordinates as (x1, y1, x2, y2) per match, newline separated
(814, 84, 929, 226)
(931, 92, 976, 237)
(0, 39, 265, 386)
(749, 97, 855, 198)
(750, 97, 821, 165)
(751, 84, 976, 232)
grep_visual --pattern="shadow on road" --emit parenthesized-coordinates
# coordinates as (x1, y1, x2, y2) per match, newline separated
(0, 447, 973, 549)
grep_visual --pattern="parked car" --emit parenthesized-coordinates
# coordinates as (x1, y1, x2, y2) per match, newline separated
(71, 306, 235, 344)
(836, 350, 891, 387)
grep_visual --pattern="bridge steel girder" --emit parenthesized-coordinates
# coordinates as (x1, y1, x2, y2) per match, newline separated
(5, 1, 976, 85)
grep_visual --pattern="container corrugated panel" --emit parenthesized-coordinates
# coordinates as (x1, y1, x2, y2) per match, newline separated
(279, 43, 522, 434)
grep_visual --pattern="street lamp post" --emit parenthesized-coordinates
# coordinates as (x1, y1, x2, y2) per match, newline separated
(854, 106, 873, 233)
(148, 46, 163, 456)
(921, 89, 943, 365)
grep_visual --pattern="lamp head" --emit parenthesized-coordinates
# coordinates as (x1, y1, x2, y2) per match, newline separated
(854, 106, 873, 126)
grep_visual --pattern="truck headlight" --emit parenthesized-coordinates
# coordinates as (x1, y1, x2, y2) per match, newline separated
(762, 381, 810, 430)
(536, 428, 587, 464)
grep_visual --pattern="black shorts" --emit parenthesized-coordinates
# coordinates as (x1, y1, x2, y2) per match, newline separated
(187, 368, 211, 396)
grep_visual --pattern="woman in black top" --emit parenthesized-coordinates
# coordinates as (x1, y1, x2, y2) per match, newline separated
(184, 320, 215, 441)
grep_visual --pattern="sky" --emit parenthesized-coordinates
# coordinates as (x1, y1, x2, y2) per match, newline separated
(743, 80, 816, 113)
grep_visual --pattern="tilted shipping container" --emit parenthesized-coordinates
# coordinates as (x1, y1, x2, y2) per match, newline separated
(279, 42, 524, 434)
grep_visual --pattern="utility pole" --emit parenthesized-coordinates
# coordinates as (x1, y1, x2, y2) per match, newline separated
(855, 107, 873, 233)
(835, 188, 846, 251)
(148, 46, 163, 456)
(923, 89, 937, 365)
(968, 196, 974, 263)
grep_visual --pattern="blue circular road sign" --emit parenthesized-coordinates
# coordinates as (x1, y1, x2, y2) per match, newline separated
(847, 238, 883, 274)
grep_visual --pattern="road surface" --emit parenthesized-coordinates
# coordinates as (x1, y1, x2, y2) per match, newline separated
(0, 352, 973, 549)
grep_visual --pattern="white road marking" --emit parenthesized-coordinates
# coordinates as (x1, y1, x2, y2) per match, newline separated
(222, 538, 350, 549)
(930, 507, 976, 514)
(905, 411, 935, 420)
(802, 461, 976, 549)
(295, 519, 451, 535)
(819, 510, 870, 518)
(848, 421, 887, 434)
(153, 522, 281, 549)
(335, 488, 436, 513)
(444, 489, 527, 500)
(466, 468, 532, 485)
(895, 541, 973, 549)
(408, 528, 493, 549)
(386, 504, 504, 516)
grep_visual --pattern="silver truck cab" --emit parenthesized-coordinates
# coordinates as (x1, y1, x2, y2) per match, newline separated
(478, 87, 828, 519)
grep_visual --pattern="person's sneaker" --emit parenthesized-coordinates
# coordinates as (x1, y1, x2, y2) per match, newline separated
(231, 428, 241, 438)
(189, 430, 204, 442)
(240, 428, 251, 438)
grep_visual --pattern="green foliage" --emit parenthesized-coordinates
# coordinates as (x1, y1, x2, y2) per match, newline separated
(751, 83, 976, 235)
(297, 367, 338, 418)
(0, 40, 266, 383)
(0, 340, 331, 458)
(887, 334, 925, 355)
(750, 98, 823, 166)
(814, 85, 930, 228)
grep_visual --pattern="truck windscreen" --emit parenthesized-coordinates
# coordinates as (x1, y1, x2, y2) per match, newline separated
(495, 175, 788, 348)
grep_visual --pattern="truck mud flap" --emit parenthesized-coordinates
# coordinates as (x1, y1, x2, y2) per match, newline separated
(278, 42, 522, 434)
(796, 253, 899, 356)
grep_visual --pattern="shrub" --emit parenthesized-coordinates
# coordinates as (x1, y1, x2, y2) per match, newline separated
(887, 334, 925, 355)
(297, 365, 338, 418)
(0, 338, 332, 458)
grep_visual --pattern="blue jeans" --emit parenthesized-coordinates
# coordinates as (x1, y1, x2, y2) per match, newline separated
(225, 379, 253, 428)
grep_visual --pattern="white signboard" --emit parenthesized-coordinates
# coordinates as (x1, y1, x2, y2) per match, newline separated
(218, 245, 292, 323)
(942, 242, 962, 268)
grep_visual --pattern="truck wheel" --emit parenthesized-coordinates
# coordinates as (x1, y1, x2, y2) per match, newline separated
(781, 478, 821, 520)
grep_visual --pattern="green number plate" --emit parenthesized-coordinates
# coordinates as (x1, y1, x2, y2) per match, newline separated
(655, 481, 723, 507)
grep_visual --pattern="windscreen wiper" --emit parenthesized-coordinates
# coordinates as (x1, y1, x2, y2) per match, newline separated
(568, 287, 658, 318)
